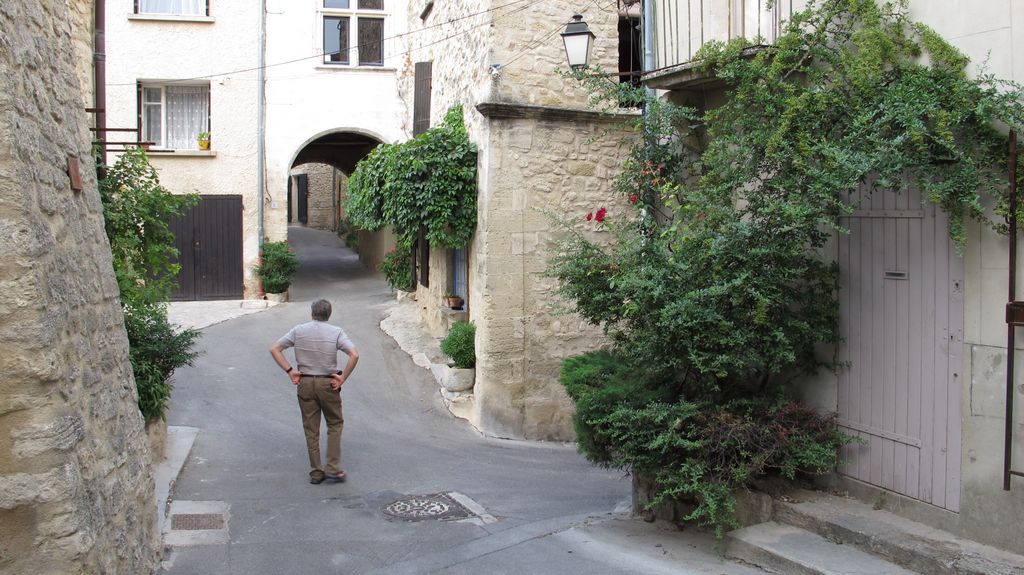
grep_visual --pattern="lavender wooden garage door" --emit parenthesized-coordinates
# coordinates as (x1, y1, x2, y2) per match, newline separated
(837, 183, 964, 512)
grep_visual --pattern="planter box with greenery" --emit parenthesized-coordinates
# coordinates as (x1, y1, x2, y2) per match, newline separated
(257, 241, 299, 295)
(434, 320, 475, 392)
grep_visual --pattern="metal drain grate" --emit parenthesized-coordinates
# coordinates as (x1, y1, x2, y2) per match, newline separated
(171, 513, 225, 531)
(382, 493, 473, 521)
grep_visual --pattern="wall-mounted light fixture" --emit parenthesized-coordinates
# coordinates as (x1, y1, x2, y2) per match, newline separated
(560, 13, 595, 70)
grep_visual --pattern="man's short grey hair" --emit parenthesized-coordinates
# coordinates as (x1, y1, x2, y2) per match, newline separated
(311, 299, 332, 321)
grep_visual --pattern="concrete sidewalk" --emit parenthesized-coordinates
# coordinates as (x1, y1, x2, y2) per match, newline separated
(156, 227, 761, 575)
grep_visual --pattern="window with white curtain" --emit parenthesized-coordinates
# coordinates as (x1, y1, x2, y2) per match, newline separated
(137, 0, 207, 16)
(322, 0, 385, 66)
(140, 84, 210, 150)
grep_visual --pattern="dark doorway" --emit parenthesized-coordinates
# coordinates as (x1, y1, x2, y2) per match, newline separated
(296, 173, 309, 224)
(169, 195, 244, 300)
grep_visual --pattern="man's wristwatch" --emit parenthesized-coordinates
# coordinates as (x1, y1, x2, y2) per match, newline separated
(286, 367, 294, 373)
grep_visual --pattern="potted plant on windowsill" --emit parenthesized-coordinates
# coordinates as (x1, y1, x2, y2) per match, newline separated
(445, 293, 464, 310)
(197, 131, 211, 150)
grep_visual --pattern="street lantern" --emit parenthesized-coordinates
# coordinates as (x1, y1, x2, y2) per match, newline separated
(560, 13, 595, 70)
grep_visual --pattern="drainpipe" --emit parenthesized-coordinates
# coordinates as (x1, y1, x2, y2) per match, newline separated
(642, 0, 654, 78)
(640, 0, 656, 223)
(256, 0, 267, 298)
(94, 0, 107, 167)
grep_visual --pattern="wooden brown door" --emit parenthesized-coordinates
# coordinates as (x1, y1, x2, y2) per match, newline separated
(837, 183, 964, 511)
(169, 195, 243, 301)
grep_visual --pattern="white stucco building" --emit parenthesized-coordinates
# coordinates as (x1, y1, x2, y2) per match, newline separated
(105, 0, 261, 299)
(263, 0, 406, 251)
(104, 0, 407, 298)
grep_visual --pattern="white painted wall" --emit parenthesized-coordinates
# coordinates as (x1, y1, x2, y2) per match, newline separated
(262, 0, 408, 242)
(105, 0, 262, 296)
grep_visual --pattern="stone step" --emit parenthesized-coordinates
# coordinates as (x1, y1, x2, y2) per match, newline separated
(773, 491, 1024, 575)
(726, 521, 917, 575)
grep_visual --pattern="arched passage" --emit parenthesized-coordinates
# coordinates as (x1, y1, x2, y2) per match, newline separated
(283, 129, 396, 272)
(285, 130, 381, 230)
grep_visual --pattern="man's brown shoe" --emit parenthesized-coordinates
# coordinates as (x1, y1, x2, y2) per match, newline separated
(310, 476, 324, 485)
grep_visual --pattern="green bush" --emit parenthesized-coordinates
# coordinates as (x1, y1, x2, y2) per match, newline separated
(378, 248, 413, 291)
(441, 321, 475, 369)
(98, 147, 200, 422)
(347, 106, 477, 254)
(562, 352, 851, 537)
(257, 241, 299, 294)
(123, 302, 200, 422)
(337, 217, 360, 251)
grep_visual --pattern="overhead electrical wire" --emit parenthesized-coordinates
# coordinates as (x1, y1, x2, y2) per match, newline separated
(106, 0, 534, 86)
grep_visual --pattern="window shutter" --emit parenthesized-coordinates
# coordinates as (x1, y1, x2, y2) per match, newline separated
(413, 61, 432, 136)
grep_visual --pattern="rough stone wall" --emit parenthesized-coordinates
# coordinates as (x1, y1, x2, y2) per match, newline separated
(293, 163, 343, 231)
(399, 0, 493, 137)
(472, 116, 634, 440)
(400, 0, 630, 439)
(0, 1, 159, 573)
(488, 1, 622, 109)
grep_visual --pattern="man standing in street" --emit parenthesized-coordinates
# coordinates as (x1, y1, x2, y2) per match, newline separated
(270, 299, 359, 484)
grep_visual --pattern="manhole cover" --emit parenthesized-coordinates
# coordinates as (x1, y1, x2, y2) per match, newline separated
(382, 493, 473, 521)
(171, 513, 225, 531)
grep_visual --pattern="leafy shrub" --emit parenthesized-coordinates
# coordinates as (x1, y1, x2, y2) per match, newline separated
(124, 302, 200, 422)
(378, 248, 413, 291)
(99, 147, 200, 422)
(562, 352, 851, 537)
(441, 321, 475, 369)
(347, 106, 477, 254)
(337, 217, 360, 251)
(99, 146, 197, 307)
(257, 241, 299, 294)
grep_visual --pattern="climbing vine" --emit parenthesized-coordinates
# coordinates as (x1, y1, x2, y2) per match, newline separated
(549, 0, 1024, 536)
(347, 106, 478, 252)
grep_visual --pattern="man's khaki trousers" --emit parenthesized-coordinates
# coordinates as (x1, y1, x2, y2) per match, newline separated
(296, 376, 344, 479)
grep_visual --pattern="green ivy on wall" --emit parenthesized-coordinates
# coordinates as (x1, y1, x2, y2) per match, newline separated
(549, 0, 1024, 537)
(347, 106, 478, 256)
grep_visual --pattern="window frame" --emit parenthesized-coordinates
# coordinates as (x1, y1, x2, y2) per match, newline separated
(134, 0, 210, 17)
(137, 82, 211, 151)
(320, 1, 387, 67)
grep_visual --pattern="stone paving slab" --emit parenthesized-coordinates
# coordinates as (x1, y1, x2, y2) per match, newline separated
(727, 522, 916, 575)
(774, 491, 1024, 575)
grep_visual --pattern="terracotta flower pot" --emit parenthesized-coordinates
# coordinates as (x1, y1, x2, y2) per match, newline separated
(446, 296, 464, 309)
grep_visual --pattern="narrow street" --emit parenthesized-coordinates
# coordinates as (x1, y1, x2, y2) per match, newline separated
(158, 226, 759, 575)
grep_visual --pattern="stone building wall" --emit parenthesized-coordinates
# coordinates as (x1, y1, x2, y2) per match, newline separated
(471, 113, 634, 440)
(401, 0, 631, 439)
(0, 1, 159, 574)
(292, 163, 343, 231)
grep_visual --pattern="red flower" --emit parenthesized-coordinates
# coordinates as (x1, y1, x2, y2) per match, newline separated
(629, 193, 638, 205)
(595, 207, 607, 223)
(585, 211, 593, 221)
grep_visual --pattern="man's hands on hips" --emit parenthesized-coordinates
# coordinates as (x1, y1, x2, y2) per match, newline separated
(330, 373, 346, 391)
(289, 370, 303, 386)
